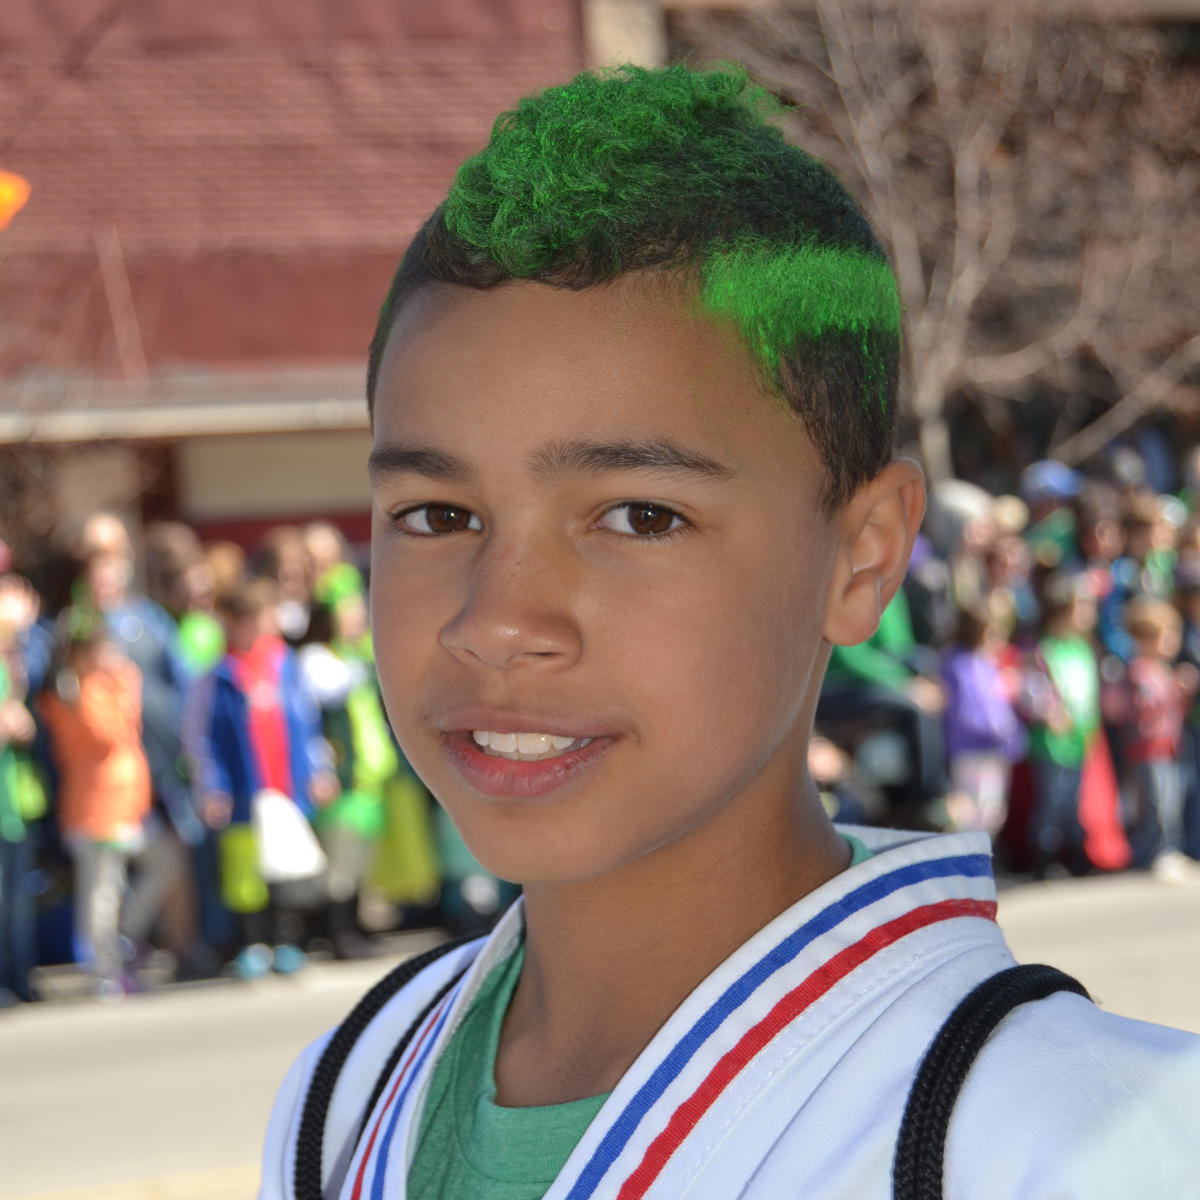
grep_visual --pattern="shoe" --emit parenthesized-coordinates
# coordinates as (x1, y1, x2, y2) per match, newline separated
(232, 943, 273, 980)
(95, 979, 124, 1003)
(331, 930, 381, 961)
(173, 944, 224, 982)
(271, 944, 308, 975)
(1151, 851, 1191, 884)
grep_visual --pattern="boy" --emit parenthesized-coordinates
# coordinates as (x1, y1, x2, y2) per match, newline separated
(1019, 573, 1101, 877)
(37, 615, 155, 996)
(260, 65, 1200, 1198)
(193, 578, 335, 977)
(1114, 598, 1197, 880)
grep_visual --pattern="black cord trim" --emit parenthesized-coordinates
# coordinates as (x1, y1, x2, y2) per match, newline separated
(354, 967, 468, 1149)
(292, 935, 477, 1200)
(893, 963, 1090, 1200)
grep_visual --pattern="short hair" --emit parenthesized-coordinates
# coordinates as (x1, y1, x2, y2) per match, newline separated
(367, 63, 900, 511)
(215, 576, 278, 623)
(1124, 597, 1181, 643)
(1039, 571, 1092, 627)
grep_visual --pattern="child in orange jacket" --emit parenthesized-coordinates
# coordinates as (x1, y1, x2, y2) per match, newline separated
(39, 618, 154, 996)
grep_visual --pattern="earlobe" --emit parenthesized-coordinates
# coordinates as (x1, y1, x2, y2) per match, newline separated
(823, 459, 926, 647)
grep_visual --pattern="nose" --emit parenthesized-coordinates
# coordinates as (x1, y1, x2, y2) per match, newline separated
(439, 534, 582, 671)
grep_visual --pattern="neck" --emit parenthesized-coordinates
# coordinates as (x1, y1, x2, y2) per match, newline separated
(493, 777, 848, 1106)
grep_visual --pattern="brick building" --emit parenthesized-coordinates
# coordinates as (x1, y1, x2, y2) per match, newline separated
(0, 0, 590, 555)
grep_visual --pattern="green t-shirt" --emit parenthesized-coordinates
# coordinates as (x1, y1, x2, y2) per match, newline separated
(409, 836, 874, 1200)
(1027, 634, 1100, 767)
(407, 943, 609, 1200)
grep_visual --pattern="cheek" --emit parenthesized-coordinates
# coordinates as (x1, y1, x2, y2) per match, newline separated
(611, 542, 829, 744)
(369, 550, 443, 707)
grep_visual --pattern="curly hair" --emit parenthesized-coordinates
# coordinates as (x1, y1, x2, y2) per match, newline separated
(367, 63, 900, 510)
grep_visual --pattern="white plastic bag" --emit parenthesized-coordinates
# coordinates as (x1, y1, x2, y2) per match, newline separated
(252, 788, 327, 884)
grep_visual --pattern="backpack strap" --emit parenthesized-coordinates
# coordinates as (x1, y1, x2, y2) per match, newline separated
(292, 935, 476, 1200)
(892, 963, 1090, 1200)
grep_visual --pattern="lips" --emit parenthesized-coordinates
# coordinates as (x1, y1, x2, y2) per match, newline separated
(435, 708, 620, 798)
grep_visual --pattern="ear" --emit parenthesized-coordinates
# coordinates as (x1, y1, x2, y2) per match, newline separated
(823, 458, 926, 647)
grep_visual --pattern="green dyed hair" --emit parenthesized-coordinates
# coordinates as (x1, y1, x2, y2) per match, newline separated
(367, 63, 901, 510)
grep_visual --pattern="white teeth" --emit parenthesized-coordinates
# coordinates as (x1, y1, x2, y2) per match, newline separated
(469, 730, 591, 761)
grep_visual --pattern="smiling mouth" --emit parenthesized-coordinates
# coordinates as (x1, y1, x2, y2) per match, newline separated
(470, 730, 595, 762)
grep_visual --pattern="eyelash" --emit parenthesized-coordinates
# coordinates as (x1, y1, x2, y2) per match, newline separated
(388, 504, 481, 537)
(387, 501, 691, 542)
(594, 502, 691, 541)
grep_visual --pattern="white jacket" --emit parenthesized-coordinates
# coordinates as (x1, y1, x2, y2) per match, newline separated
(260, 827, 1200, 1199)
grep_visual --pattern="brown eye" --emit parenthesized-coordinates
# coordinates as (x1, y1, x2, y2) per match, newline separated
(596, 502, 686, 538)
(396, 504, 481, 535)
(425, 505, 474, 533)
(627, 503, 676, 536)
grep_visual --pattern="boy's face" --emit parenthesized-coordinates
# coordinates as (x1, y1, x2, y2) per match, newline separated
(369, 276, 845, 885)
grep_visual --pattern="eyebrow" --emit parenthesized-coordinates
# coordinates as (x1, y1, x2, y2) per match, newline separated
(367, 436, 735, 486)
(530, 438, 735, 482)
(368, 443, 475, 482)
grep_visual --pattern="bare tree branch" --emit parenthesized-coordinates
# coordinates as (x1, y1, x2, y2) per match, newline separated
(674, 5, 1199, 482)
(1054, 333, 1200, 465)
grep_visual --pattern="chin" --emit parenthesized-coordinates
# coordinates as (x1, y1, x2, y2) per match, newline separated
(450, 810, 635, 889)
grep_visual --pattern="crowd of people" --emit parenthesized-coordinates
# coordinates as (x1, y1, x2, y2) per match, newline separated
(0, 515, 513, 1005)
(0, 439, 1198, 1005)
(813, 443, 1200, 887)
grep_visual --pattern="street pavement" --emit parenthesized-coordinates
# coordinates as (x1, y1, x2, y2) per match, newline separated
(2, 871, 1198, 1200)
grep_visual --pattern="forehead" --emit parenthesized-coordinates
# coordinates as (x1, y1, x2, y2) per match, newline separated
(380, 274, 758, 403)
(372, 276, 822, 489)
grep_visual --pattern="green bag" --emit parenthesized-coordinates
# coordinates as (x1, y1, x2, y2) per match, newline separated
(218, 823, 270, 914)
(11, 754, 46, 822)
(369, 772, 440, 905)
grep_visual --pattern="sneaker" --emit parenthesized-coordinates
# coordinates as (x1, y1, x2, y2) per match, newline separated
(331, 930, 381, 961)
(271, 944, 308, 976)
(94, 974, 124, 1003)
(173, 944, 224, 982)
(232, 943, 273, 981)
(1151, 851, 1191, 885)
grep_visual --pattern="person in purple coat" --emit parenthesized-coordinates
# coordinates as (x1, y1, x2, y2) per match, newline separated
(941, 601, 1027, 836)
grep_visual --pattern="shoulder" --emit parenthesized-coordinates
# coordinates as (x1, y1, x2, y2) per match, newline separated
(949, 995, 1200, 1198)
(259, 937, 483, 1200)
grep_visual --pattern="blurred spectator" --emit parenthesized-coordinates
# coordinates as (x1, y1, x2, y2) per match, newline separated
(1078, 482, 1133, 663)
(206, 540, 247, 601)
(253, 527, 315, 644)
(1176, 555, 1200, 859)
(303, 521, 355, 585)
(1020, 574, 1100, 877)
(298, 580, 393, 958)
(941, 600, 1026, 836)
(1180, 446, 1200, 516)
(74, 513, 214, 977)
(0, 570, 42, 1004)
(1019, 460, 1081, 571)
(820, 590, 948, 820)
(925, 479, 996, 613)
(193, 578, 335, 978)
(1107, 599, 1198, 881)
(144, 520, 224, 676)
(37, 616, 155, 998)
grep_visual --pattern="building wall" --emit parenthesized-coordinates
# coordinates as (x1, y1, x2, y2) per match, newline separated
(0, 0, 584, 376)
(177, 429, 372, 532)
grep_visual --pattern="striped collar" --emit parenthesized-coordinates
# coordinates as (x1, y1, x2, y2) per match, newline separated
(350, 827, 998, 1200)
